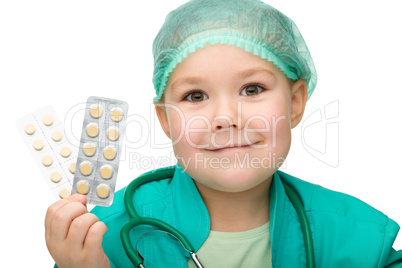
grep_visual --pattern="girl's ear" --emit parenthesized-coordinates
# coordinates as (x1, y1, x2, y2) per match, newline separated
(290, 79, 308, 129)
(153, 101, 171, 139)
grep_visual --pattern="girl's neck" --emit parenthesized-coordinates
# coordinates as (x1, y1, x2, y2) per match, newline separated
(194, 176, 272, 232)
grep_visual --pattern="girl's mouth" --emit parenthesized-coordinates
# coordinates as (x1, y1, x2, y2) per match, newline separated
(205, 142, 260, 152)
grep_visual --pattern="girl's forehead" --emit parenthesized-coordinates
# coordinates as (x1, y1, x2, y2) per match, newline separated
(169, 44, 284, 81)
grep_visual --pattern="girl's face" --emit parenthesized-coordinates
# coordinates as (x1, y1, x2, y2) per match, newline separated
(155, 43, 307, 193)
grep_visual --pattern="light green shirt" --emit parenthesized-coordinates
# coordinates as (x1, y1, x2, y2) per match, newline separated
(187, 221, 272, 268)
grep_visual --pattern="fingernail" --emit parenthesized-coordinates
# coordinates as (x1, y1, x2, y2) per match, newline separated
(75, 194, 85, 202)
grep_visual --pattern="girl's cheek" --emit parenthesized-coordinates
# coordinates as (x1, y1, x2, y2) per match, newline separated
(167, 112, 185, 143)
(167, 110, 208, 147)
(183, 115, 211, 148)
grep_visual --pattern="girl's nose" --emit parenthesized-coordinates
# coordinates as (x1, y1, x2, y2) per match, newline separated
(211, 100, 240, 131)
(213, 115, 238, 130)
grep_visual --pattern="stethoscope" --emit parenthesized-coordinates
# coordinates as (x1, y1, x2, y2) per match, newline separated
(120, 167, 315, 268)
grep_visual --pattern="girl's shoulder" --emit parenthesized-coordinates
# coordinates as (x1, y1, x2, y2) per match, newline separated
(278, 170, 391, 225)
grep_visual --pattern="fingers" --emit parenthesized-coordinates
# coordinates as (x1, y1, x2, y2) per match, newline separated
(44, 194, 111, 267)
(84, 221, 108, 250)
(45, 194, 86, 232)
(45, 194, 87, 243)
(66, 212, 100, 249)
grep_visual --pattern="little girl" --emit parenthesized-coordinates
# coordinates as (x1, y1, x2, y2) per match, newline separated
(45, 0, 402, 267)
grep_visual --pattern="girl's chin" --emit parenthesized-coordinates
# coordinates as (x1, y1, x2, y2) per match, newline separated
(193, 169, 272, 192)
(202, 181, 267, 193)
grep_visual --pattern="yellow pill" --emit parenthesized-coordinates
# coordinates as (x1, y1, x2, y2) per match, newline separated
(103, 146, 116, 160)
(100, 165, 113, 179)
(86, 124, 99, 138)
(33, 139, 44, 151)
(76, 181, 89, 195)
(50, 171, 61, 183)
(90, 104, 103, 118)
(51, 130, 63, 142)
(79, 162, 92, 176)
(24, 123, 36, 135)
(69, 162, 76, 174)
(42, 155, 53, 167)
(60, 146, 72, 158)
(59, 188, 71, 199)
(96, 185, 110, 199)
(107, 127, 119, 141)
(43, 115, 54, 126)
(110, 108, 123, 122)
(83, 143, 96, 157)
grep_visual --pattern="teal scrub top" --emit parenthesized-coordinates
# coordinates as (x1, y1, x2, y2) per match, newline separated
(55, 163, 402, 267)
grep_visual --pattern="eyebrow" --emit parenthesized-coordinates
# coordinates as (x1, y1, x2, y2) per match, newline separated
(169, 67, 276, 91)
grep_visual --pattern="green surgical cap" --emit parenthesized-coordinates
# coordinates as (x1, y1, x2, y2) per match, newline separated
(152, 0, 317, 102)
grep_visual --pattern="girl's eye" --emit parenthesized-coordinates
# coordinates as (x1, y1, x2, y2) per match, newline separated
(184, 91, 208, 102)
(240, 84, 265, 96)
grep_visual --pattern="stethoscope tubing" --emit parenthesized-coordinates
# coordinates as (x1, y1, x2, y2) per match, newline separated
(121, 167, 315, 268)
(121, 168, 199, 267)
(283, 182, 315, 268)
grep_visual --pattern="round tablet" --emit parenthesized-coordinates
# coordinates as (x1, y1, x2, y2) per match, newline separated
(110, 108, 123, 122)
(86, 124, 99, 138)
(59, 188, 71, 199)
(96, 185, 110, 199)
(60, 146, 72, 158)
(42, 155, 53, 167)
(76, 181, 89, 195)
(24, 123, 36, 135)
(100, 165, 113, 179)
(107, 127, 119, 141)
(42, 115, 54, 126)
(69, 162, 76, 174)
(50, 171, 62, 183)
(51, 130, 63, 142)
(103, 146, 116, 160)
(90, 104, 103, 118)
(33, 139, 44, 151)
(79, 162, 92, 176)
(83, 143, 96, 157)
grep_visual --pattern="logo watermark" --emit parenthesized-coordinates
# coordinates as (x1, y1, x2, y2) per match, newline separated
(63, 99, 339, 170)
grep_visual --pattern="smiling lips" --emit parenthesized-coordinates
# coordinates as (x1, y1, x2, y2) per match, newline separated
(205, 142, 258, 152)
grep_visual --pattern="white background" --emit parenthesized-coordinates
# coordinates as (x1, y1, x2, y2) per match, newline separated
(1, 0, 401, 266)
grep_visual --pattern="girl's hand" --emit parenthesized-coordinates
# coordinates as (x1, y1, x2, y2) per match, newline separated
(45, 194, 110, 268)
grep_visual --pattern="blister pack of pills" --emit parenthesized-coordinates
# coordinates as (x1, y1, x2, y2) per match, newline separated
(72, 96, 128, 207)
(17, 106, 78, 199)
